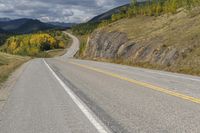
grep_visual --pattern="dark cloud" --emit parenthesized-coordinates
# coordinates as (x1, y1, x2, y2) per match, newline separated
(0, 0, 130, 23)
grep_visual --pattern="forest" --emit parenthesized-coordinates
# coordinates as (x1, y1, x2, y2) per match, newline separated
(1, 30, 69, 57)
(111, 0, 200, 21)
(71, 22, 99, 35)
(0, 33, 10, 46)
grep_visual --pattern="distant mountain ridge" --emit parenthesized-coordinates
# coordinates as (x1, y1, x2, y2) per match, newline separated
(48, 22, 76, 28)
(0, 18, 32, 31)
(0, 18, 55, 34)
(0, 28, 6, 33)
(10, 19, 55, 34)
(0, 18, 11, 22)
(88, 4, 130, 23)
(0, 18, 73, 34)
(88, 1, 147, 23)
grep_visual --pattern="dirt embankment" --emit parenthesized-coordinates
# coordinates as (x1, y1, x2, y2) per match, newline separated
(0, 54, 30, 111)
(80, 9, 200, 75)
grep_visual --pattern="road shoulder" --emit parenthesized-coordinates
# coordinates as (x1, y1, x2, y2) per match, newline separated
(0, 61, 30, 111)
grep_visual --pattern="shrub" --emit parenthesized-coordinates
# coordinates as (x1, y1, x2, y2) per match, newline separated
(3, 33, 62, 56)
(72, 22, 99, 35)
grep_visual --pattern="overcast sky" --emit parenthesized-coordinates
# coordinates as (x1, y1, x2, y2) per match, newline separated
(0, 0, 130, 23)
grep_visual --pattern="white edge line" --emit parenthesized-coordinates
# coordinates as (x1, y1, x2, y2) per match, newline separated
(43, 59, 109, 133)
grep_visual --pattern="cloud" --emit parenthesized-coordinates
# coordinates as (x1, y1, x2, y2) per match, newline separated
(0, 0, 130, 23)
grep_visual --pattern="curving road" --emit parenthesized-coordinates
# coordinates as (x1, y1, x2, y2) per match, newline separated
(1, 32, 200, 133)
(61, 32, 80, 59)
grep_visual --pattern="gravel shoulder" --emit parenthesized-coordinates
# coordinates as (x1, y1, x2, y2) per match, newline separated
(0, 61, 30, 111)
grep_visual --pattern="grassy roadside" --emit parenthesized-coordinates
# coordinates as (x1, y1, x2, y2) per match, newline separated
(0, 52, 30, 86)
(76, 35, 88, 57)
(75, 8, 200, 76)
(45, 49, 67, 57)
(76, 34, 200, 76)
(87, 57, 200, 76)
(0, 31, 71, 86)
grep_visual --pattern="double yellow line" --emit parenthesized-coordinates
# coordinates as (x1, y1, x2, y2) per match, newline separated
(70, 62, 200, 104)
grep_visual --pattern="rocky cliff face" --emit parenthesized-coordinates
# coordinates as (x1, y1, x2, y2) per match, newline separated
(81, 10, 200, 75)
(86, 30, 130, 58)
(84, 30, 184, 67)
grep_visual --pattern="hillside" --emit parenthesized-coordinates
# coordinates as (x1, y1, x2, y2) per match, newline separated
(0, 52, 29, 84)
(0, 18, 11, 22)
(0, 28, 5, 33)
(0, 18, 57, 34)
(0, 33, 9, 46)
(77, 7, 200, 76)
(1, 31, 70, 57)
(0, 18, 29, 31)
(89, 4, 129, 23)
(48, 22, 76, 28)
(12, 19, 54, 34)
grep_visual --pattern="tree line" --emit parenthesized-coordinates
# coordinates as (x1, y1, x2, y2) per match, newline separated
(1, 30, 69, 56)
(71, 22, 99, 35)
(111, 0, 200, 22)
(71, 0, 200, 36)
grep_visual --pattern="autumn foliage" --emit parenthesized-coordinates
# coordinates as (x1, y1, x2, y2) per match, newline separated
(2, 32, 68, 56)
(111, 0, 200, 22)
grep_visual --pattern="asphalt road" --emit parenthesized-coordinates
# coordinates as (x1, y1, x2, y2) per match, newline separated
(1, 32, 200, 133)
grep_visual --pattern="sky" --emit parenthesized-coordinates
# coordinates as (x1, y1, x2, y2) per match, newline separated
(0, 0, 130, 23)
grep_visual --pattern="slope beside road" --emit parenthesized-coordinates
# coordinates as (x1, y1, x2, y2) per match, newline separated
(1, 32, 200, 133)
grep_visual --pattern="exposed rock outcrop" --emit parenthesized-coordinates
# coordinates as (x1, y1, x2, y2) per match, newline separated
(80, 10, 200, 75)
(86, 30, 131, 58)
(84, 30, 182, 67)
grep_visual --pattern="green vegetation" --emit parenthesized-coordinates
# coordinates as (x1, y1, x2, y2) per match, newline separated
(0, 30, 70, 85)
(71, 22, 99, 35)
(81, 7, 200, 76)
(77, 35, 88, 57)
(111, 0, 200, 22)
(72, 0, 200, 36)
(42, 30, 70, 47)
(2, 33, 58, 57)
(0, 52, 29, 85)
(1, 30, 70, 57)
(45, 49, 68, 58)
(0, 33, 10, 46)
(71, 0, 200, 76)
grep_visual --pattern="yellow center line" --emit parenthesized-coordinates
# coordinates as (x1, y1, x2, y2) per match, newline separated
(69, 62, 200, 104)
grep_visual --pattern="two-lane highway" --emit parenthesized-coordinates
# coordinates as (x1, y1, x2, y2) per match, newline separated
(1, 32, 200, 133)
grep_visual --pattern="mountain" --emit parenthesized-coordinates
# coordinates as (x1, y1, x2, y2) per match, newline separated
(0, 18, 58, 34)
(0, 18, 31, 31)
(0, 28, 9, 46)
(88, 1, 148, 23)
(48, 22, 76, 28)
(0, 18, 11, 22)
(81, 6, 200, 76)
(0, 27, 9, 34)
(10, 19, 55, 34)
(88, 4, 130, 23)
(0, 28, 6, 33)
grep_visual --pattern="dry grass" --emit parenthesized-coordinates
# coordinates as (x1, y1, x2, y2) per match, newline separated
(75, 35, 88, 57)
(0, 52, 30, 85)
(102, 8, 200, 47)
(82, 8, 200, 76)
(45, 49, 68, 58)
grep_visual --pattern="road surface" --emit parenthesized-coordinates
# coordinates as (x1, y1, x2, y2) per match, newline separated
(1, 32, 200, 133)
